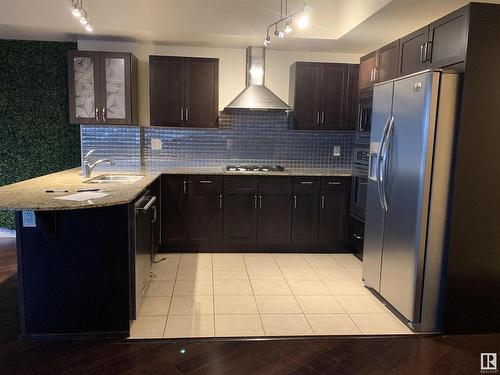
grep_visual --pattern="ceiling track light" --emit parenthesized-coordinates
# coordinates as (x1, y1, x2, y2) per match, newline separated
(70, 0, 94, 32)
(263, 1, 310, 47)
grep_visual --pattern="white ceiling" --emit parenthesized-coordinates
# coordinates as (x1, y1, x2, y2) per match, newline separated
(0, 0, 497, 53)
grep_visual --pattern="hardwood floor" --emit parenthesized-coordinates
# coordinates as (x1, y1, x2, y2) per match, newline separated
(1, 236, 499, 374)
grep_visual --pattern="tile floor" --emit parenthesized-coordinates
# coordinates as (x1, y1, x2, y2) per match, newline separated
(129, 253, 412, 338)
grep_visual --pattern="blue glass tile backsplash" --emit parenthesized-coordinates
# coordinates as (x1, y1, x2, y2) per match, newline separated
(81, 112, 355, 172)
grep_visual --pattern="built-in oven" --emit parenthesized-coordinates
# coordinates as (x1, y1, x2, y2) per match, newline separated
(350, 147, 369, 220)
(356, 91, 373, 143)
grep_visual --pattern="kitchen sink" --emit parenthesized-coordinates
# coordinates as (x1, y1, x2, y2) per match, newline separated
(85, 174, 145, 184)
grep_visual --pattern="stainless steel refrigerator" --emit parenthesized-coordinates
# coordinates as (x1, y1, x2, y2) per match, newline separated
(363, 70, 462, 333)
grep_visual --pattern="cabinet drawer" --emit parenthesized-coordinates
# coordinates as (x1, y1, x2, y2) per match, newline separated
(187, 175, 223, 192)
(224, 176, 258, 191)
(348, 215, 365, 253)
(258, 177, 292, 192)
(293, 177, 320, 192)
(321, 177, 347, 190)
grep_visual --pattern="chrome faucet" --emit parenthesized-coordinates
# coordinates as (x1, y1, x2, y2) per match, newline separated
(83, 149, 115, 177)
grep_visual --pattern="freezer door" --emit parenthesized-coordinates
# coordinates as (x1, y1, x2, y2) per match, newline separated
(362, 81, 394, 291)
(379, 71, 439, 322)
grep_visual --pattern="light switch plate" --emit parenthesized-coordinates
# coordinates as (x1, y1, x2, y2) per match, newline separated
(151, 138, 162, 151)
(22, 210, 37, 227)
(333, 146, 341, 157)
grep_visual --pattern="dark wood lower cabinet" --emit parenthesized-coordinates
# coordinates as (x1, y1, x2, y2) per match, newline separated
(292, 192, 320, 244)
(187, 191, 222, 243)
(258, 192, 292, 244)
(319, 179, 349, 244)
(223, 192, 258, 243)
(162, 175, 187, 244)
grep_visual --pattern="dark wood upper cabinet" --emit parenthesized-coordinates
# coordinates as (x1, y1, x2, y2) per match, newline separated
(290, 62, 359, 130)
(149, 56, 219, 127)
(427, 6, 469, 70)
(359, 51, 377, 91)
(344, 64, 360, 130)
(398, 26, 430, 77)
(377, 41, 400, 83)
(289, 63, 322, 130)
(68, 51, 138, 125)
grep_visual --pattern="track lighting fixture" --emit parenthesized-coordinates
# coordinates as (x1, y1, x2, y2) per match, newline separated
(70, 0, 94, 32)
(263, 1, 310, 47)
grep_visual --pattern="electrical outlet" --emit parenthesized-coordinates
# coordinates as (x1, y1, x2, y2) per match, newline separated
(151, 138, 162, 151)
(22, 210, 37, 227)
(333, 146, 341, 157)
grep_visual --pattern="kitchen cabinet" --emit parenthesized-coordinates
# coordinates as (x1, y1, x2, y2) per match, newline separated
(149, 56, 219, 127)
(162, 175, 187, 245)
(292, 178, 320, 244)
(348, 214, 365, 261)
(319, 177, 349, 244)
(258, 177, 292, 244)
(149, 178, 162, 259)
(223, 177, 258, 244)
(290, 62, 359, 130)
(398, 26, 430, 77)
(186, 176, 223, 243)
(359, 51, 377, 91)
(359, 41, 399, 92)
(68, 51, 138, 125)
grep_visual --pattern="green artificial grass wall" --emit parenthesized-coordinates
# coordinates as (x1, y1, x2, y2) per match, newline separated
(0, 40, 80, 229)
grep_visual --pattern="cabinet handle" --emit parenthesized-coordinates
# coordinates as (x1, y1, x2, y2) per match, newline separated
(357, 104, 362, 132)
(102, 107, 106, 123)
(419, 43, 425, 63)
(259, 195, 262, 209)
(199, 180, 213, 184)
(370, 68, 374, 83)
(183, 180, 187, 195)
(425, 41, 432, 62)
(186, 108, 189, 121)
(373, 68, 377, 83)
(254, 195, 257, 209)
(328, 181, 342, 185)
(321, 195, 325, 209)
(219, 194, 223, 209)
(95, 108, 99, 122)
(181, 108, 184, 121)
(151, 205, 157, 224)
(293, 195, 297, 209)
(300, 181, 313, 185)
(353, 233, 364, 240)
(316, 112, 320, 125)
(321, 111, 325, 125)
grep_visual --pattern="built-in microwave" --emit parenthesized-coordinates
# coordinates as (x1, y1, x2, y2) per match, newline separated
(356, 91, 373, 142)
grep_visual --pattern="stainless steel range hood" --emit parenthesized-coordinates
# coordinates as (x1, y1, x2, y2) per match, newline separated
(224, 47, 291, 111)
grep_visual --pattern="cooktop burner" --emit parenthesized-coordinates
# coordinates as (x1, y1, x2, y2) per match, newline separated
(225, 165, 285, 172)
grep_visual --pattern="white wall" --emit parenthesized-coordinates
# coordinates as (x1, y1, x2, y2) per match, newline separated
(78, 40, 361, 125)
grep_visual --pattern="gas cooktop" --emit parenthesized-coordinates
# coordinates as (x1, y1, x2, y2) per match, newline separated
(225, 165, 285, 172)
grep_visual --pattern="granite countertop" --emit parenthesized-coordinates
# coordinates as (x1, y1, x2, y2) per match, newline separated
(0, 167, 351, 211)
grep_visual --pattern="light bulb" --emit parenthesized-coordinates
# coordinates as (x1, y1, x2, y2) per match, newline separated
(80, 15, 88, 25)
(298, 14, 308, 29)
(264, 35, 271, 46)
(285, 22, 292, 33)
(72, 6, 81, 18)
(85, 22, 93, 32)
(274, 29, 284, 38)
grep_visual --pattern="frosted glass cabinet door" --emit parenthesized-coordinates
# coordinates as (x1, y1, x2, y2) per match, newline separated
(101, 53, 131, 124)
(68, 51, 100, 124)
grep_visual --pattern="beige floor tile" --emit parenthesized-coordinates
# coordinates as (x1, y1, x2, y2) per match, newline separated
(215, 314, 264, 337)
(323, 280, 369, 295)
(154, 253, 181, 267)
(247, 267, 284, 280)
(215, 295, 258, 314)
(332, 254, 362, 267)
(256, 296, 302, 314)
(173, 280, 213, 296)
(138, 296, 171, 316)
(273, 254, 309, 268)
(306, 314, 361, 335)
(164, 315, 215, 338)
(345, 266, 363, 282)
(179, 253, 213, 267)
(336, 295, 386, 313)
(303, 254, 342, 268)
(213, 267, 248, 280)
(295, 296, 345, 313)
(176, 266, 212, 280)
(287, 280, 330, 296)
(130, 316, 166, 338)
(213, 253, 245, 267)
(169, 296, 214, 315)
(349, 313, 412, 334)
(280, 267, 318, 280)
(314, 267, 355, 281)
(151, 267, 178, 281)
(214, 279, 253, 295)
(147, 281, 175, 297)
(243, 254, 278, 268)
(251, 279, 293, 296)
(260, 314, 313, 336)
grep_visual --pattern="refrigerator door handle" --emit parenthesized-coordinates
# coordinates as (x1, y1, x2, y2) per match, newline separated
(376, 115, 392, 209)
(380, 116, 395, 211)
